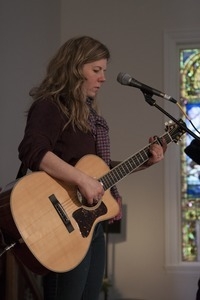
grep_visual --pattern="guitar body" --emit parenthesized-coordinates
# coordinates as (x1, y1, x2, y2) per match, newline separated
(9, 154, 119, 273)
(0, 182, 49, 274)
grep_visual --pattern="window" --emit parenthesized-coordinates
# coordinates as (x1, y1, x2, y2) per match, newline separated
(164, 30, 200, 271)
(180, 49, 200, 262)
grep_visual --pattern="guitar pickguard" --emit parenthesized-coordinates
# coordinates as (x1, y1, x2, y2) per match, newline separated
(73, 202, 107, 237)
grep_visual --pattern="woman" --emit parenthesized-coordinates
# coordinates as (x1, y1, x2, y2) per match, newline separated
(18, 36, 166, 300)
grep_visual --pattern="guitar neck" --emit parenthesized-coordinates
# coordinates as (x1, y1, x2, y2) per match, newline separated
(100, 131, 172, 190)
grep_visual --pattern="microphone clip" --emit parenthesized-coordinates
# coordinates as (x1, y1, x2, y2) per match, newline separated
(142, 91, 156, 106)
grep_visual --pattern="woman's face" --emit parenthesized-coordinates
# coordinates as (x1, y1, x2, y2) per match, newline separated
(82, 59, 107, 99)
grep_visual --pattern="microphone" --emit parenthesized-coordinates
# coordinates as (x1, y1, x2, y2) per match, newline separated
(117, 72, 177, 103)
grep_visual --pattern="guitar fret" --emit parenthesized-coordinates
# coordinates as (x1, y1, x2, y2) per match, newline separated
(127, 160, 136, 171)
(114, 166, 125, 179)
(101, 176, 112, 190)
(118, 164, 130, 176)
(135, 150, 148, 165)
(109, 170, 121, 184)
(125, 160, 134, 171)
(121, 162, 132, 174)
(134, 153, 142, 165)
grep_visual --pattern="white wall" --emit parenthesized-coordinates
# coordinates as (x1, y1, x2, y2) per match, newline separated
(1, 1, 200, 299)
(0, 1, 60, 187)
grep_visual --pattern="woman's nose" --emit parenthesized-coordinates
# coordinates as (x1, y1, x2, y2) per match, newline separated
(99, 73, 106, 82)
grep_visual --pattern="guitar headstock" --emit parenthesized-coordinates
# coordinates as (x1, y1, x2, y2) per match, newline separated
(165, 119, 186, 144)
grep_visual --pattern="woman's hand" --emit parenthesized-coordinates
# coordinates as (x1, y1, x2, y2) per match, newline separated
(77, 174, 105, 206)
(39, 151, 104, 206)
(146, 136, 167, 166)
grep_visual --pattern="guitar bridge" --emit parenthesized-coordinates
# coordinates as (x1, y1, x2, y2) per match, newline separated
(49, 194, 74, 233)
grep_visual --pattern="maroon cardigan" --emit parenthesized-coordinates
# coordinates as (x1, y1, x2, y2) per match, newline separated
(18, 99, 96, 171)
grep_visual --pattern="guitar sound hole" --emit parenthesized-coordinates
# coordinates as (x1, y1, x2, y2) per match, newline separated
(76, 189, 99, 207)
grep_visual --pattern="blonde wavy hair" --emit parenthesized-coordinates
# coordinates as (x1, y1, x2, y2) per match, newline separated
(30, 36, 110, 132)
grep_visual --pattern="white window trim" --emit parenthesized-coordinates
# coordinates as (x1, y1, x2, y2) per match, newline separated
(164, 29, 200, 273)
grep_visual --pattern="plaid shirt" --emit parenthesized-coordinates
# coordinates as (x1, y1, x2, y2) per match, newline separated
(87, 99, 122, 221)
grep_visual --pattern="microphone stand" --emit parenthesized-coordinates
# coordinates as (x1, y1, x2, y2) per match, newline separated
(142, 92, 200, 141)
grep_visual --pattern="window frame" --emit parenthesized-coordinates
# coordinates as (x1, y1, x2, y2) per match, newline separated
(164, 29, 200, 272)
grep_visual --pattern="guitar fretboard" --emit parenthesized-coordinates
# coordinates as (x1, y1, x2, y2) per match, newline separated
(99, 131, 173, 191)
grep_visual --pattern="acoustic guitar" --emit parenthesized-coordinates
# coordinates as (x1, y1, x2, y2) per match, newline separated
(0, 120, 185, 274)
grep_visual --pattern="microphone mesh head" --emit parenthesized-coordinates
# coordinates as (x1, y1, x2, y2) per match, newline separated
(117, 72, 131, 85)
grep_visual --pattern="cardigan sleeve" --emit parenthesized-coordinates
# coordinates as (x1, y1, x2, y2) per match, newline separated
(18, 99, 64, 171)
